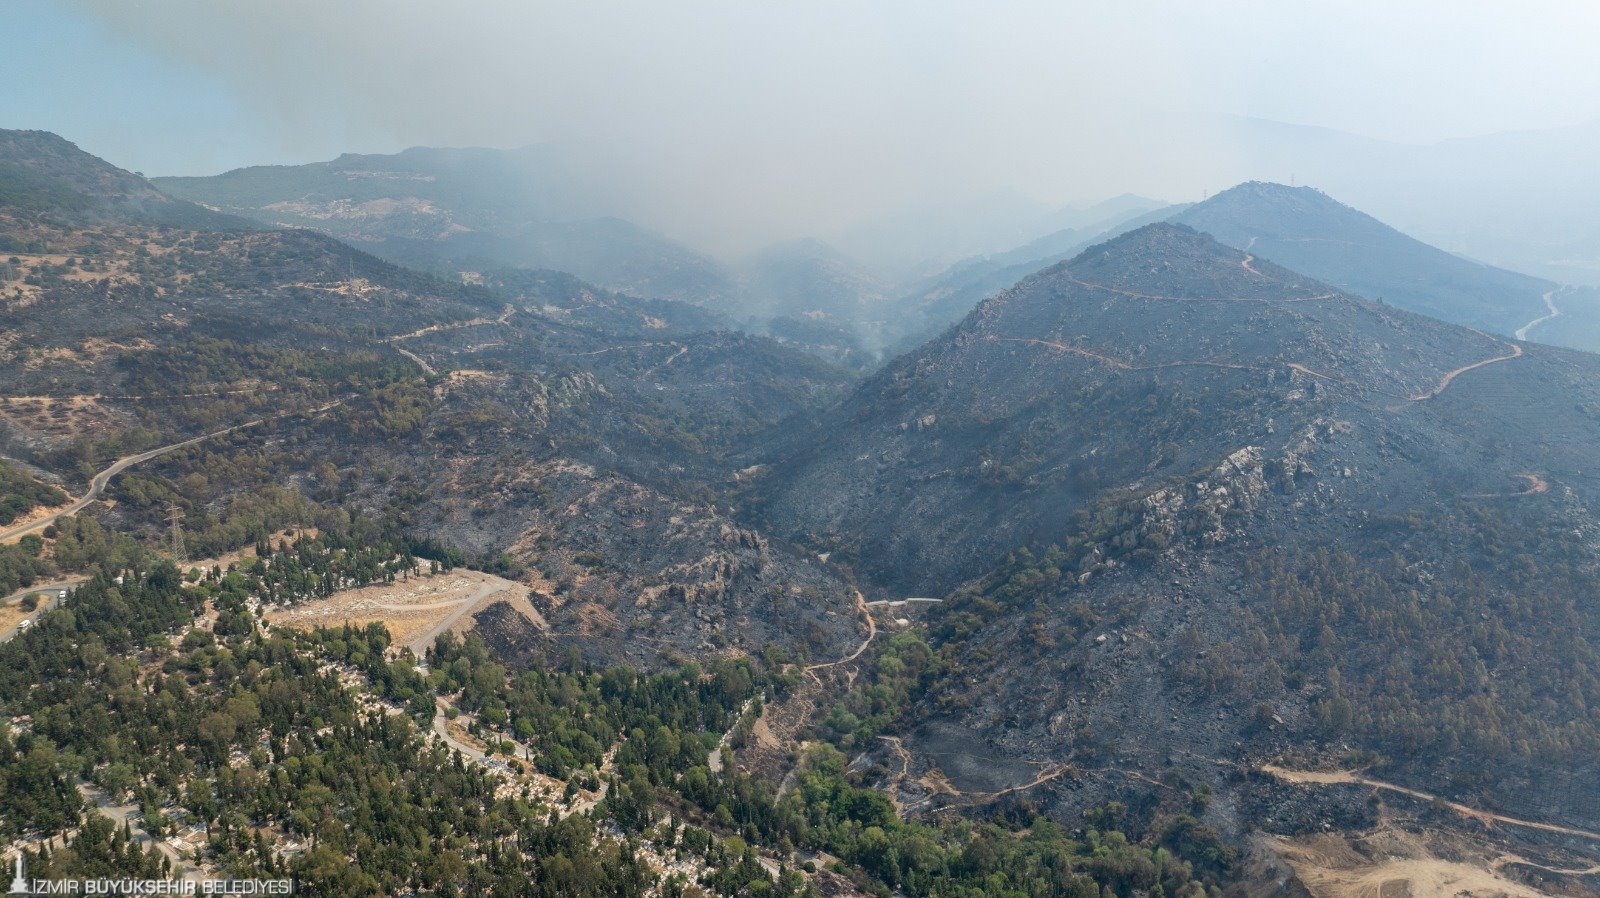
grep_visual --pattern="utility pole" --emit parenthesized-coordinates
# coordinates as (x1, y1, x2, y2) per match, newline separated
(167, 505, 186, 563)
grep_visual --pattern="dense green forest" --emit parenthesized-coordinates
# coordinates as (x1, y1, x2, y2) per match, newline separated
(0, 520, 1237, 898)
(0, 459, 66, 525)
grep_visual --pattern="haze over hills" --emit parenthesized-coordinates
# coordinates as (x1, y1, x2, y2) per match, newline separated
(876, 179, 1600, 358)
(3, 127, 1600, 897)
(1172, 181, 1555, 337)
(0, 130, 864, 667)
(154, 145, 744, 306)
(735, 238, 890, 325)
(1222, 116, 1600, 287)
(881, 199, 1183, 350)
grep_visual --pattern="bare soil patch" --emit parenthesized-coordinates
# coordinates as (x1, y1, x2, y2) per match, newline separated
(266, 570, 526, 651)
(1267, 827, 1569, 898)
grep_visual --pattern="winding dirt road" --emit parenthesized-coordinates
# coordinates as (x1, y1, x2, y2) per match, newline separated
(1407, 337, 1523, 401)
(0, 400, 342, 544)
(1515, 290, 1562, 342)
(385, 304, 515, 343)
(406, 579, 514, 656)
(393, 346, 436, 377)
(803, 590, 876, 683)
(1241, 238, 1264, 277)
(385, 304, 515, 375)
(1262, 765, 1600, 844)
(998, 328, 1522, 407)
(1059, 274, 1339, 304)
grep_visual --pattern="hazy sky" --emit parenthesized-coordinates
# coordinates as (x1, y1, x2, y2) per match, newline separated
(6, 0, 1600, 253)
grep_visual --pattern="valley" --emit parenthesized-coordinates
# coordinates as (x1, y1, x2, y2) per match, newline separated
(0, 128, 1597, 898)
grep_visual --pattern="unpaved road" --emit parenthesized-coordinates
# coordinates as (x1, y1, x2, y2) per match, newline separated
(385, 304, 514, 343)
(1407, 338, 1523, 401)
(708, 696, 758, 776)
(1241, 239, 1264, 277)
(386, 304, 514, 375)
(803, 590, 876, 682)
(0, 400, 341, 544)
(1262, 765, 1600, 844)
(999, 330, 1521, 406)
(1061, 274, 1340, 304)
(1515, 290, 1562, 341)
(407, 578, 514, 656)
(393, 346, 436, 377)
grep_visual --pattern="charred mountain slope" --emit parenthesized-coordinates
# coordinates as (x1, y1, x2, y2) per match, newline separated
(754, 223, 1580, 595)
(0, 133, 865, 669)
(753, 221, 1600, 839)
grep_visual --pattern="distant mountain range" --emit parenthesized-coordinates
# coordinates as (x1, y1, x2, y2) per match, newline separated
(884, 178, 1600, 355)
(1171, 181, 1554, 336)
(154, 145, 744, 306)
(1220, 116, 1600, 287)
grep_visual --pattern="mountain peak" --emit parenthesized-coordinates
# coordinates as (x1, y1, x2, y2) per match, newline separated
(0, 128, 241, 229)
(1201, 180, 1352, 215)
(1032, 221, 1330, 303)
(1174, 181, 1551, 333)
(0, 128, 164, 207)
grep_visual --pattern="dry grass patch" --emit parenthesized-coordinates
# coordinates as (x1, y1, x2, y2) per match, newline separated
(266, 569, 525, 651)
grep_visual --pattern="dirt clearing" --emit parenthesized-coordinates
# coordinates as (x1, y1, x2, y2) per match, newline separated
(266, 570, 537, 654)
(1268, 829, 1560, 898)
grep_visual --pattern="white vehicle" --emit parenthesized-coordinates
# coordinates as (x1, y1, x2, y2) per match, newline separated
(17, 620, 30, 630)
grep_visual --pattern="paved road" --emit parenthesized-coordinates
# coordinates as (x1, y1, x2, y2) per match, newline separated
(406, 579, 512, 657)
(432, 698, 487, 760)
(78, 781, 194, 878)
(0, 400, 342, 544)
(0, 579, 83, 643)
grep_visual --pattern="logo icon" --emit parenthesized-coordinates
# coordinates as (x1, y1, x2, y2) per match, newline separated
(8, 854, 25, 895)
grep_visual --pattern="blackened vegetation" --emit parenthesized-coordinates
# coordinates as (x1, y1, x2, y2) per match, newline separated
(5, 132, 1600, 893)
